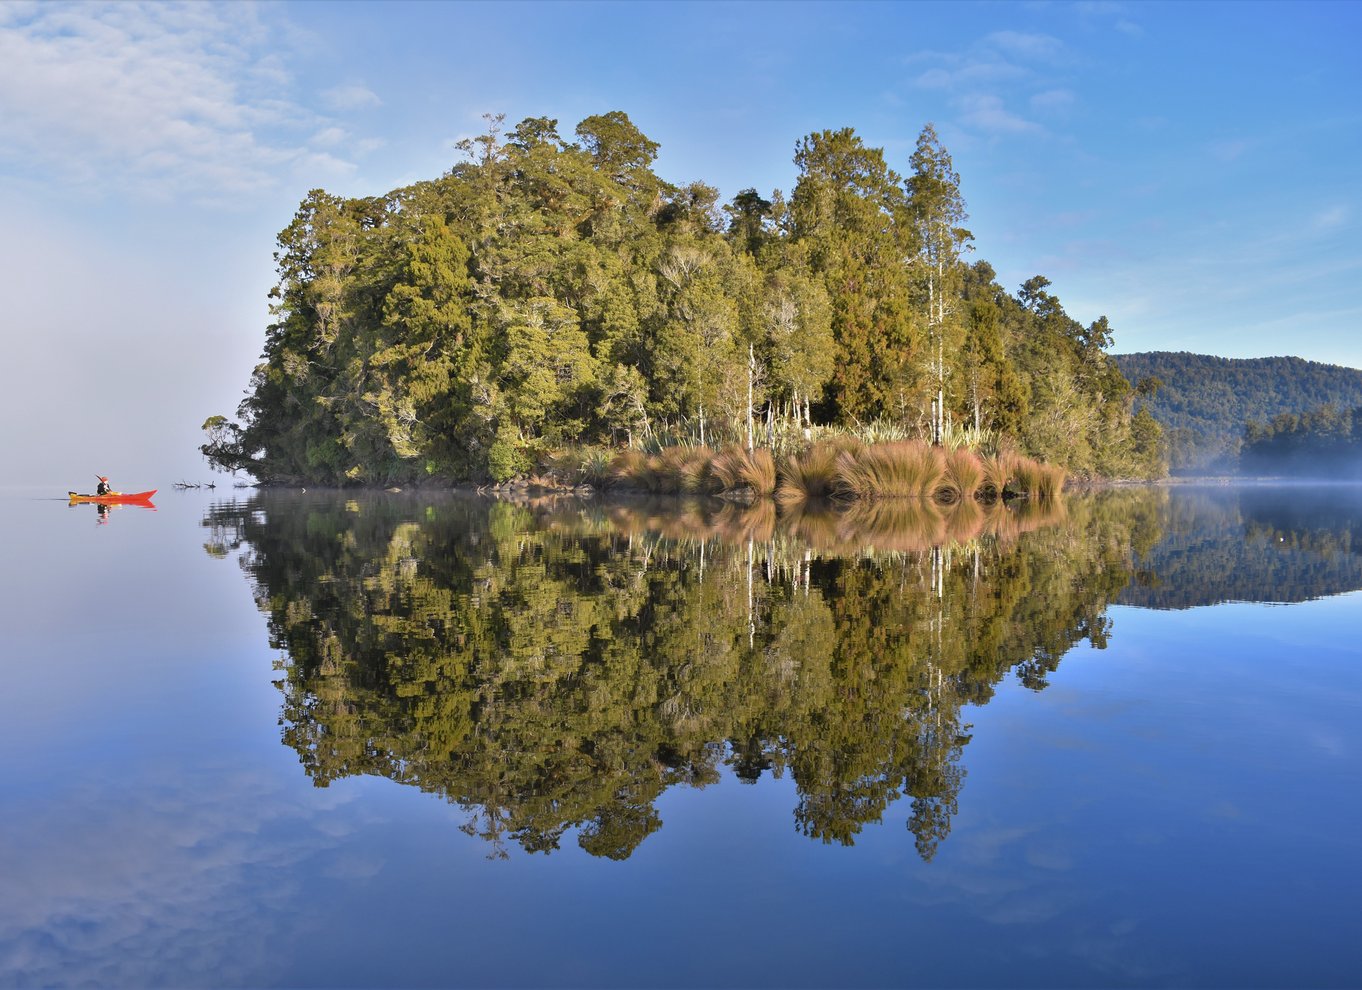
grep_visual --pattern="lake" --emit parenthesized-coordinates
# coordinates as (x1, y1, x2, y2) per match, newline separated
(2, 484, 1359, 988)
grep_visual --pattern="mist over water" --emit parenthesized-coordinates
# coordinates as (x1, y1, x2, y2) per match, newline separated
(2, 484, 1360, 987)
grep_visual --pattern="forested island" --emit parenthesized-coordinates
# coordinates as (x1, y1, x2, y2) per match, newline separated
(202, 111, 1165, 488)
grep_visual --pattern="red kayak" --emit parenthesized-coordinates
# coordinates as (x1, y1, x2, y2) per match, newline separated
(69, 489, 157, 504)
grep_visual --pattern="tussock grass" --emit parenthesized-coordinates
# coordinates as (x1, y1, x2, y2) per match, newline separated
(597, 485, 1070, 556)
(710, 445, 777, 497)
(1010, 458, 1043, 499)
(837, 498, 946, 551)
(978, 453, 1015, 502)
(1036, 463, 1067, 499)
(608, 449, 650, 490)
(1006, 456, 1065, 499)
(944, 495, 985, 544)
(834, 441, 944, 500)
(606, 436, 1065, 509)
(779, 499, 843, 550)
(943, 448, 985, 502)
(776, 443, 841, 503)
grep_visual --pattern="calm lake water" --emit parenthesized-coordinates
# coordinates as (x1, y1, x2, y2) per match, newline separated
(2, 484, 1360, 988)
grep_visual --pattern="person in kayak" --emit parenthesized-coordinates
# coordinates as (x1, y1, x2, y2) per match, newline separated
(96, 476, 112, 496)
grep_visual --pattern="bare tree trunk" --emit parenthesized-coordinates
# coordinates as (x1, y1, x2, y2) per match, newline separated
(746, 344, 754, 453)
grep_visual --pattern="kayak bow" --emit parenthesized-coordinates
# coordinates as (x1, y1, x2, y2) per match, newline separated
(68, 489, 157, 504)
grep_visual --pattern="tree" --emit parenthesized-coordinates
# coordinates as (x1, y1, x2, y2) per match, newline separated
(906, 124, 973, 443)
(790, 128, 916, 421)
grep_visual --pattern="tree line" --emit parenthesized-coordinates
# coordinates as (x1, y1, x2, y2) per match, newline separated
(202, 111, 1164, 485)
(1114, 351, 1362, 472)
(1241, 402, 1362, 478)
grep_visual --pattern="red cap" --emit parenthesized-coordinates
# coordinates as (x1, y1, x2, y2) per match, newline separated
(98, 476, 108, 482)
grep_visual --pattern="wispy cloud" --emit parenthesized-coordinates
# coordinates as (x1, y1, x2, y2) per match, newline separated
(1031, 88, 1076, 113)
(912, 57, 1028, 92)
(322, 83, 382, 111)
(959, 94, 1043, 136)
(985, 30, 1065, 62)
(0, 2, 366, 203)
(1312, 204, 1349, 231)
(1075, 1, 1145, 38)
(902, 28, 1074, 140)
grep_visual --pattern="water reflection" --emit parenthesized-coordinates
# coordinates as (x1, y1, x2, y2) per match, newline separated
(203, 485, 1362, 862)
(1119, 485, 1362, 609)
(203, 491, 1137, 861)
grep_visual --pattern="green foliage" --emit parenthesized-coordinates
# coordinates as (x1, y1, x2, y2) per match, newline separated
(1114, 352, 1362, 473)
(1241, 402, 1361, 477)
(202, 112, 1160, 485)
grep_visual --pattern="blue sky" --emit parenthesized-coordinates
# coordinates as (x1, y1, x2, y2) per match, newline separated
(2, 0, 1359, 484)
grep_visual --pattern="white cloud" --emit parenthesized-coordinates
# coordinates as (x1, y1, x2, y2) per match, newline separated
(1075, 2, 1145, 38)
(311, 125, 349, 147)
(985, 30, 1065, 62)
(1312, 204, 1349, 231)
(958, 94, 1043, 137)
(0, 765, 368, 987)
(912, 55, 1028, 92)
(0, 2, 365, 203)
(1031, 88, 1076, 113)
(322, 83, 382, 111)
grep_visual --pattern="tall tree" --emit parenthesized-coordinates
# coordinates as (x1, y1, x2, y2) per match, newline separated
(906, 124, 973, 443)
(790, 128, 916, 422)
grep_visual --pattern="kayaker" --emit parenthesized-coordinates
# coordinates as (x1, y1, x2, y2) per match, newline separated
(96, 476, 112, 496)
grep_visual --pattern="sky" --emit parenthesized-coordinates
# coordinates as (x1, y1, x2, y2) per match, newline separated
(2, 0, 1360, 486)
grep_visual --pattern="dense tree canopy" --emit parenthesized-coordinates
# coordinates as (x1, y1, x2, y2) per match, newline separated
(1241, 402, 1362, 478)
(204, 111, 1163, 485)
(1113, 352, 1362, 472)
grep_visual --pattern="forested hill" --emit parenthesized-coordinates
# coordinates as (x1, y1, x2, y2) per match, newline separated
(203, 110, 1164, 486)
(1112, 352, 1362, 472)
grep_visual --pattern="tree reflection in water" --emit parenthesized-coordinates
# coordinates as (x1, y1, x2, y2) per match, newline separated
(203, 490, 1148, 861)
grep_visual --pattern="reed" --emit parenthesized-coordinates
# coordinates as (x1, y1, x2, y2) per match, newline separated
(833, 440, 944, 500)
(776, 442, 841, 502)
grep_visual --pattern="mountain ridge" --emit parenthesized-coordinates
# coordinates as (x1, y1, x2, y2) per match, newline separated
(1111, 351, 1362, 472)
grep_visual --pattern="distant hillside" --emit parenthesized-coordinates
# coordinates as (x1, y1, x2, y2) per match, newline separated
(1111, 352, 1362, 472)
